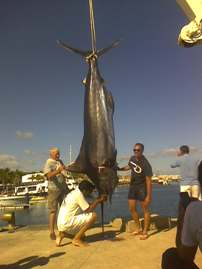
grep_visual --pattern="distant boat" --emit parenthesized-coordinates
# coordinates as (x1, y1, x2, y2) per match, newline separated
(152, 176, 159, 183)
(29, 196, 47, 204)
(0, 195, 29, 208)
(14, 181, 48, 196)
(158, 179, 169, 185)
(15, 177, 78, 196)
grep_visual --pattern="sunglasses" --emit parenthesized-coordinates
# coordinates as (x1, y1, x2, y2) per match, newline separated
(133, 148, 141, 152)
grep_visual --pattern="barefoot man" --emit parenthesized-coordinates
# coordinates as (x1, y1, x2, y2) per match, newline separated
(43, 147, 68, 240)
(118, 143, 153, 240)
(56, 180, 107, 247)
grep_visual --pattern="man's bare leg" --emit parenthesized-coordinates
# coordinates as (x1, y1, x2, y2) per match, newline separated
(49, 211, 56, 240)
(56, 231, 87, 247)
(56, 231, 65, 246)
(72, 212, 97, 247)
(128, 199, 142, 234)
(140, 202, 150, 239)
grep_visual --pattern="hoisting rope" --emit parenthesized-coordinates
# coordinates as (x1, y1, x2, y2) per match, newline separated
(89, 0, 104, 235)
(89, 0, 97, 54)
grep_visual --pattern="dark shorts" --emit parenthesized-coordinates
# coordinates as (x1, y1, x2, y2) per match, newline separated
(48, 189, 67, 213)
(128, 183, 147, 201)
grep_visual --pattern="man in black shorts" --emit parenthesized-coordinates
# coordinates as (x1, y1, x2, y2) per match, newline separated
(118, 143, 153, 239)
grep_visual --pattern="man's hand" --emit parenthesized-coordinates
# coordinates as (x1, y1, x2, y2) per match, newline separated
(85, 195, 108, 213)
(97, 195, 108, 203)
(66, 162, 76, 171)
(46, 163, 66, 180)
(57, 164, 66, 173)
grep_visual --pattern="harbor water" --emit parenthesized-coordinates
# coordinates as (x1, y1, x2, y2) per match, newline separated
(0, 184, 179, 227)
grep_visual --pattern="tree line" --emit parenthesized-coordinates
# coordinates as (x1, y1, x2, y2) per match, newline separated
(0, 168, 25, 186)
(0, 168, 89, 187)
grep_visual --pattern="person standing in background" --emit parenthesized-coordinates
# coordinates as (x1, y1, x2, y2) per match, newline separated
(161, 161, 202, 269)
(171, 145, 201, 252)
(171, 145, 201, 199)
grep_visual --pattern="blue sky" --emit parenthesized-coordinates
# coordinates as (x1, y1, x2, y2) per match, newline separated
(0, 0, 202, 173)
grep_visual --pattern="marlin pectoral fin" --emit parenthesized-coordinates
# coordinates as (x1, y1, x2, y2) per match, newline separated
(97, 40, 120, 57)
(57, 40, 89, 57)
(67, 161, 86, 173)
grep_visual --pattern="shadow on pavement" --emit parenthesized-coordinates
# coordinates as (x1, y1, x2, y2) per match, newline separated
(86, 230, 125, 243)
(0, 252, 66, 269)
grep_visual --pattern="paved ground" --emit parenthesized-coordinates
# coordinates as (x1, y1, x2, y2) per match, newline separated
(0, 225, 201, 269)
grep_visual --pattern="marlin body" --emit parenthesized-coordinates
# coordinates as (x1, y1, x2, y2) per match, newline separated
(58, 41, 119, 197)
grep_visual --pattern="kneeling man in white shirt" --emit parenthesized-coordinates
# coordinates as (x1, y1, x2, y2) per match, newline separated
(57, 180, 107, 247)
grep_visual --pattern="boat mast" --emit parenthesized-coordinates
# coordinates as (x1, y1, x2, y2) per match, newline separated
(69, 144, 72, 164)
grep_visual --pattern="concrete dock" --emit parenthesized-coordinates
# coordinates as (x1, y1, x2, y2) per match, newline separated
(0, 223, 201, 269)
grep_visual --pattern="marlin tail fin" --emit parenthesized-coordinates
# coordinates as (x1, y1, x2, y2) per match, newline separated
(57, 40, 90, 57)
(97, 40, 120, 57)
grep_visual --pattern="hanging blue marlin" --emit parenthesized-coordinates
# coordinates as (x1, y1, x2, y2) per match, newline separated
(57, 40, 119, 199)
(58, 0, 120, 233)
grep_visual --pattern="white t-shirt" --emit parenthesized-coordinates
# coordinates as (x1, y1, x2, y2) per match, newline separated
(57, 187, 89, 227)
(182, 201, 202, 251)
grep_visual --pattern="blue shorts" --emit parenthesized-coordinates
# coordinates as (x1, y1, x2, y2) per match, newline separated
(128, 183, 147, 201)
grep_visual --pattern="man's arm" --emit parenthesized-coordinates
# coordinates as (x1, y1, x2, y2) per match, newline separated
(117, 165, 131, 171)
(85, 195, 107, 213)
(142, 160, 153, 205)
(142, 176, 152, 207)
(171, 160, 180, 168)
(46, 165, 65, 181)
(146, 176, 152, 201)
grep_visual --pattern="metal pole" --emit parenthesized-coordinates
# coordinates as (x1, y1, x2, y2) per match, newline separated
(101, 201, 104, 235)
(69, 144, 72, 164)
